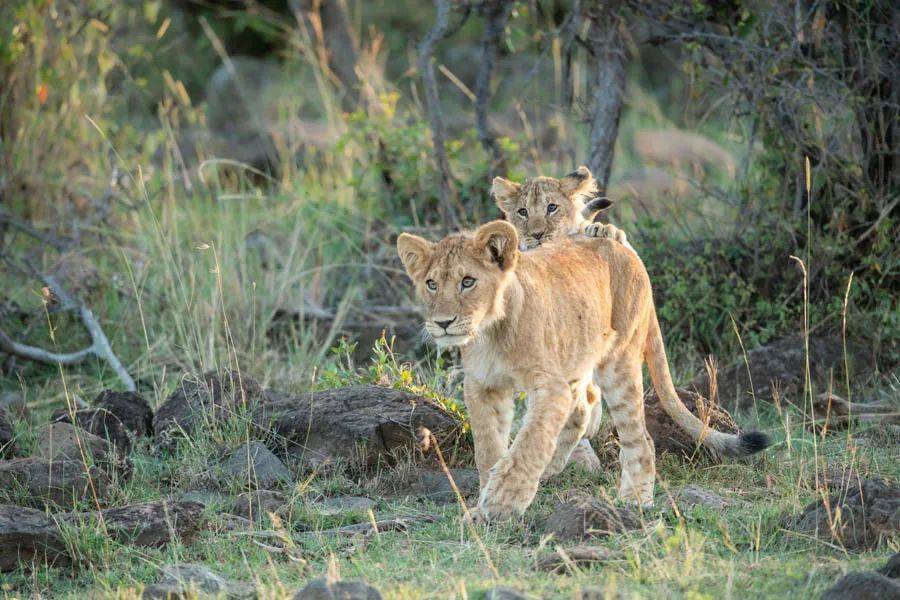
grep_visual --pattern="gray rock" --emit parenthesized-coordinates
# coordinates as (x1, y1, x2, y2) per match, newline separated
(785, 477, 899, 550)
(483, 587, 534, 600)
(35, 422, 112, 466)
(314, 496, 375, 517)
(537, 545, 621, 574)
(0, 391, 28, 421)
(0, 407, 16, 458)
(821, 572, 900, 600)
(58, 501, 205, 548)
(219, 442, 291, 489)
(231, 490, 288, 520)
(255, 386, 464, 469)
(542, 494, 641, 542)
(177, 490, 230, 508)
(0, 504, 70, 572)
(672, 485, 728, 510)
(143, 563, 256, 599)
(53, 390, 153, 453)
(880, 552, 900, 579)
(1, 501, 203, 573)
(689, 334, 872, 411)
(153, 371, 267, 450)
(293, 578, 382, 600)
(381, 468, 478, 504)
(0, 457, 110, 509)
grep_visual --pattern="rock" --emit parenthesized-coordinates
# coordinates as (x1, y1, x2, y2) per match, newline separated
(879, 552, 900, 578)
(0, 407, 17, 458)
(153, 371, 267, 450)
(51, 390, 149, 453)
(231, 490, 288, 520)
(219, 442, 291, 489)
(820, 572, 900, 600)
(0, 501, 202, 573)
(177, 490, 230, 508)
(254, 386, 464, 468)
(0, 505, 70, 572)
(58, 501, 204, 547)
(785, 477, 899, 550)
(292, 578, 383, 600)
(671, 485, 728, 510)
(378, 467, 478, 504)
(537, 545, 622, 573)
(0, 457, 110, 509)
(35, 422, 113, 466)
(644, 388, 739, 460)
(542, 494, 641, 542)
(95, 390, 152, 433)
(313, 496, 375, 517)
(0, 391, 28, 421)
(51, 408, 132, 453)
(810, 464, 863, 492)
(689, 334, 872, 411)
(483, 587, 534, 600)
(143, 563, 255, 599)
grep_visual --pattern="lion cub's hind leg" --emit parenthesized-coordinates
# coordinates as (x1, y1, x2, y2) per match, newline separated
(599, 355, 656, 506)
(543, 379, 598, 479)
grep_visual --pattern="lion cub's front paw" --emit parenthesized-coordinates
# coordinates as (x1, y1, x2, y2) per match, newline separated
(585, 223, 628, 245)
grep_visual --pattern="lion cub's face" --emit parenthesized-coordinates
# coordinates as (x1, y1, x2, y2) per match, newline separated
(493, 166, 600, 250)
(397, 222, 519, 348)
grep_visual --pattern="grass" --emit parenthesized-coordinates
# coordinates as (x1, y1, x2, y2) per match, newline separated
(2, 394, 897, 599)
(2, 2, 898, 598)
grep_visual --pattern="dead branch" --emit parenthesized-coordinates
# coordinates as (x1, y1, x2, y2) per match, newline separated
(418, 0, 462, 229)
(0, 270, 136, 391)
(474, 0, 514, 179)
(0, 208, 135, 391)
(585, 8, 627, 191)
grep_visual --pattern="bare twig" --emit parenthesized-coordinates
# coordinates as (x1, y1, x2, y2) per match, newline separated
(0, 205, 135, 391)
(418, 0, 462, 229)
(0, 271, 136, 391)
(474, 0, 514, 179)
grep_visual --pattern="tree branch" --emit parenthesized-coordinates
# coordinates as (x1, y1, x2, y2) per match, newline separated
(474, 0, 514, 179)
(418, 0, 462, 229)
(0, 208, 136, 391)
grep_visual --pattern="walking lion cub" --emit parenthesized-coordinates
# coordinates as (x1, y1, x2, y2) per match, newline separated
(397, 220, 768, 521)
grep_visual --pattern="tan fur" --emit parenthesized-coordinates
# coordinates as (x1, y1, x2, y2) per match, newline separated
(493, 166, 634, 474)
(397, 221, 766, 521)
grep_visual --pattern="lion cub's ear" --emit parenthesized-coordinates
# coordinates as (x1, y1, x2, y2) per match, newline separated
(491, 177, 522, 213)
(474, 220, 519, 272)
(560, 165, 599, 201)
(396, 233, 434, 280)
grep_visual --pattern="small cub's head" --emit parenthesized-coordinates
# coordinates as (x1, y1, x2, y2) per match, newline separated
(397, 221, 519, 348)
(492, 166, 605, 249)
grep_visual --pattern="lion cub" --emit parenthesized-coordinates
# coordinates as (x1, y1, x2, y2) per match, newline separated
(491, 165, 633, 475)
(491, 165, 634, 252)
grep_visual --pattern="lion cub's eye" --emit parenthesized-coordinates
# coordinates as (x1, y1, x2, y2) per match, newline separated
(516, 208, 528, 217)
(425, 279, 437, 291)
(461, 276, 476, 290)
(547, 203, 558, 214)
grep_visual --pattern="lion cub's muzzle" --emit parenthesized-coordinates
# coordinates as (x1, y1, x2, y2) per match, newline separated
(424, 315, 473, 347)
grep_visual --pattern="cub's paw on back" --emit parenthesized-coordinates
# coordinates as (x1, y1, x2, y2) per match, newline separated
(585, 223, 628, 245)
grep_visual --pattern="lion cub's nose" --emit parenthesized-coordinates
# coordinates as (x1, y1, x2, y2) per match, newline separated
(434, 317, 457, 331)
(532, 231, 545, 240)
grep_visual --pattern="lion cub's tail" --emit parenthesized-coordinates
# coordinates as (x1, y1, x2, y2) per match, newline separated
(644, 309, 770, 458)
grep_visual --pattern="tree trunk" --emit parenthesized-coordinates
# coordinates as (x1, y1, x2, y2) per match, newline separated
(586, 15, 627, 191)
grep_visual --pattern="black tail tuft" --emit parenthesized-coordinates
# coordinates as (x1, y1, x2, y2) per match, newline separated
(738, 431, 771, 455)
